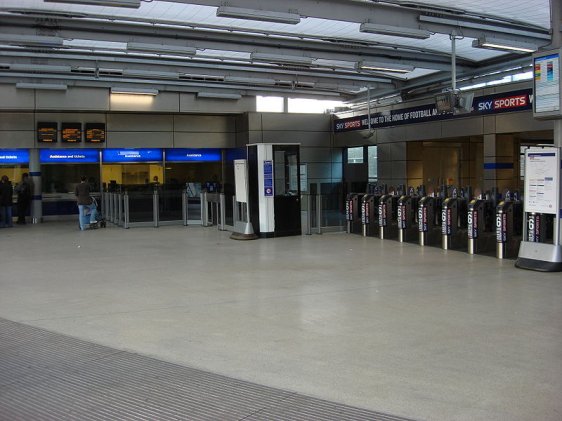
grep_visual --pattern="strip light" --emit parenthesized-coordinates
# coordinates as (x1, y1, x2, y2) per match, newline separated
(111, 87, 159, 95)
(359, 23, 431, 40)
(16, 83, 68, 91)
(0, 34, 64, 47)
(224, 76, 276, 85)
(357, 61, 415, 74)
(251, 52, 313, 66)
(197, 92, 242, 100)
(44, 0, 140, 8)
(216, 6, 300, 24)
(472, 37, 538, 53)
(127, 42, 196, 56)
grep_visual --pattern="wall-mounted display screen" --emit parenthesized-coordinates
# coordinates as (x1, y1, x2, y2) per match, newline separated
(102, 148, 163, 163)
(0, 149, 30, 164)
(40, 149, 100, 163)
(61, 123, 82, 143)
(533, 50, 561, 118)
(37, 122, 58, 143)
(165, 148, 222, 162)
(85, 123, 106, 143)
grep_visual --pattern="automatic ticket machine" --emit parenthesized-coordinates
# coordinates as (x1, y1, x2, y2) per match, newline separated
(397, 186, 422, 243)
(495, 192, 523, 259)
(467, 194, 496, 255)
(346, 193, 364, 234)
(441, 187, 470, 251)
(379, 185, 404, 240)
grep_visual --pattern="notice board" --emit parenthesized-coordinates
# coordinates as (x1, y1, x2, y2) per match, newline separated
(524, 147, 561, 215)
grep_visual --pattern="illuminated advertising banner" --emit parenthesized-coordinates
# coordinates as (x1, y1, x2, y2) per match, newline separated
(102, 148, 163, 163)
(165, 148, 222, 162)
(0, 149, 30, 164)
(334, 89, 533, 133)
(40, 149, 100, 163)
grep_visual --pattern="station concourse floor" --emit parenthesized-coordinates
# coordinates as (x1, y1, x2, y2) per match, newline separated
(0, 222, 561, 421)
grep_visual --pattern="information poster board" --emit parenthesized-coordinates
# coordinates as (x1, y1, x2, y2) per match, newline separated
(85, 123, 106, 143)
(37, 122, 57, 143)
(533, 50, 561, 119)
(234, 159, 248, 203)
(263, 160, 273, 197)
(61, 123, 82, 143)
(524, 147, 560, 215)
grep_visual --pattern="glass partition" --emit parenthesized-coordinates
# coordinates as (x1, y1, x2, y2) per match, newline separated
(126, 190, 154, 224)
(159, 184, 183, 222)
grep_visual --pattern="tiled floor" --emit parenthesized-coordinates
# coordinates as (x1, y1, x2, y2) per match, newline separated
(1, 222, 561, 420)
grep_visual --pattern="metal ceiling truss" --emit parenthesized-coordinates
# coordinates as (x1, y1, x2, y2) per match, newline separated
(0, 0, 552, 104)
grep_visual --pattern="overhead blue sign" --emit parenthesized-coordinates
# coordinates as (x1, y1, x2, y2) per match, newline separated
(40, 149, 99, 163)
(102, 148, 163, 163)
(165, 148, 222, 162)
(0, 149, 30, 164)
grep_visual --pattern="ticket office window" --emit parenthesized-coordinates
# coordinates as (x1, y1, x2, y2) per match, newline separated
(164, 162, 222, 190)
(0, 165, 29, 186)
(42, 164, 100, 194)
(102, 164, 163, 188)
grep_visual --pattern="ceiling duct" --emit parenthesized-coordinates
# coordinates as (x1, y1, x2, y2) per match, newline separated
(251, 53, 314, 66)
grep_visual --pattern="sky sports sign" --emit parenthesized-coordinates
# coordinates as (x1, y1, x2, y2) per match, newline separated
(334, 89, 532, 133)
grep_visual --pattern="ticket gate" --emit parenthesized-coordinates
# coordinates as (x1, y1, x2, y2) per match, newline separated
(397, 194, 419, 243)
(346, 193, 364, 234)
(361, 194, 379, 236)
(418, 196, 442, 246)
(441, 196, 468, 251)
(467, 199, 495, 255)
(496, 200, 523, 259)
(378, 194, 398, 240)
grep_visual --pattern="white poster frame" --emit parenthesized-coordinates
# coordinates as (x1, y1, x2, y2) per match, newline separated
(523, 147, 560, 215)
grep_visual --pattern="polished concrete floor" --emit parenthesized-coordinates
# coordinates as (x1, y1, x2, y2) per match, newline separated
(1, 222, 561, 421)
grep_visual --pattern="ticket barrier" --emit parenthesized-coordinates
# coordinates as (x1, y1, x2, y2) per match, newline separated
(467, 199, 495, 255)
(346, 193, 364, 234)
(418, 197, 442, 246)
(378, 194, 398, 240)
(361, 194, 379, 236)
(397, 195, 419, 243)
(441, 197, 468, 251)
(496, 200, 523, 259)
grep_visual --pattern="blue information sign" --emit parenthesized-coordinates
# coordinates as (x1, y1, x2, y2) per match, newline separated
(165, 148, 222, 162)
(263, 160, 274, 197)
(102, 148, 163, 163)
(40, 149, 99, 163)
(0, 149, 30, 164)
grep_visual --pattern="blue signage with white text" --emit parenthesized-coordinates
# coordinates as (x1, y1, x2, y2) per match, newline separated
(165, 148, 222, 162)
(0, 149, 30, 164)
(102, 148, 163, 163)
(263, 160, 274, 197)
(40, 149, 99, 163)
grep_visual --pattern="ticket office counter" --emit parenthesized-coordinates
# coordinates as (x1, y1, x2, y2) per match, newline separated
(0, 150, 30, 213)
(40, 149, 101, 217)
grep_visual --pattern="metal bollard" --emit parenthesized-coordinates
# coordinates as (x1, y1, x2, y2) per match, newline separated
(123, 193, 130, 229)
(316, 194, 322, 234)
(182, 190, 188, 226)
(153, 189, 159, 228)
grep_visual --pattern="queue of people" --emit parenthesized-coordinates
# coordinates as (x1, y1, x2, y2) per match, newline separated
(0, 173, 32, 228)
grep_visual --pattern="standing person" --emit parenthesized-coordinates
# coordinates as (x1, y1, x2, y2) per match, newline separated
(74, 176, 96, 230)
(0, 175, 13, 228)
(14, 173, 32, 225)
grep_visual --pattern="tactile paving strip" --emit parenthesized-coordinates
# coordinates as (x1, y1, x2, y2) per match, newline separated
(0, 318, 418, 421)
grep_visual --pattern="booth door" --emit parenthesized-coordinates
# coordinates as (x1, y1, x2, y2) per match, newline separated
(273, 145, 301, 236)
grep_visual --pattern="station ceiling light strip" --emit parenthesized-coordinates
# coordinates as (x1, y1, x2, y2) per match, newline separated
(250, 53, 314, 66)
(44, 0, 140, 8)
(357, 61, 415, 73)
(197, 92, 242, 100)
(472, 36, 538, 53)
(359, 23, 431, 39)
(216, 6, 301, 25)
(0, 34, 64, 47)
(110, 87, 159, 95)
(126, 42, 197, 56)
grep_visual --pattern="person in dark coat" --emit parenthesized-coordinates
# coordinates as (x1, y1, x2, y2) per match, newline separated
(0, 175, 14, 228)
(14, 172, 32, 225)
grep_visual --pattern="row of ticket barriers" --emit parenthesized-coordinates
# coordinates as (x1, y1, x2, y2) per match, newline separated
(346, 185, 553, 259)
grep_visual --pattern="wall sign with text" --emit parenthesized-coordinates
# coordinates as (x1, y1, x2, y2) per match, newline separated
(37, 122, 58, 143)
(61, 123, 82, 143)
(39, 149, 100, 163)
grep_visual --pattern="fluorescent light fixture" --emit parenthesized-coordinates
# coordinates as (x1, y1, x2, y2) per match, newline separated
(44, 0, 140, 8)
(197, 92, 242, 100)
(357, 60, 414, 73)
(224, 76, 276, 85)
(251, 52, 313, 66)
(11, 64, 71, 73)
(216, 6, 300, 24)
(111, 87, 159, 95)
(359, 23, 431, 39)
(16, 83, 68, 91)
(0, 34, 64, 47)
(127, 42, 196, 56)
(472, 36, 538, 53)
